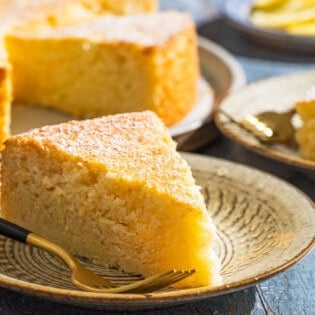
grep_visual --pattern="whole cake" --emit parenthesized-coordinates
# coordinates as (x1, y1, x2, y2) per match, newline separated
(1, 111, 220, 288)
(0, 0, 157, 144)
(5, 11, 198, 126)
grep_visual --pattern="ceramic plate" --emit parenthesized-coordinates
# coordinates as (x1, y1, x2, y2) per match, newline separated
(215, 71, 315, 173)
(0, 153, 313, 310)
(216, 0, 315, 53)
(11, 37, 245, 139)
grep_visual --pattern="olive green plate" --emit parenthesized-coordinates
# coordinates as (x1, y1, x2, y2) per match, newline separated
(0, 153, 313, 310)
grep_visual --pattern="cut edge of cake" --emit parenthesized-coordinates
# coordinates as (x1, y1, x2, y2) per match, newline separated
(295, 89, 315, 161)
(0, 57, 11, 146)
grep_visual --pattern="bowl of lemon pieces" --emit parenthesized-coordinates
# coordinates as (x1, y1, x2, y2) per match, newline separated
(217, 0, 315, 52)
(251, 0, 315, 37)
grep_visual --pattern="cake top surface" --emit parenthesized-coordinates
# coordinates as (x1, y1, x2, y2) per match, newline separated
(0, 0, 76, 30)
(7, 111, 204, 206)
(8, 11, 194, 46)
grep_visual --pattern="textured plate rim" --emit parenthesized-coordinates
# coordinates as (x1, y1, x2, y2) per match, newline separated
(0, 153, 314, 309)
(215, 70, 315, 171)
(216, 0, 315, 51)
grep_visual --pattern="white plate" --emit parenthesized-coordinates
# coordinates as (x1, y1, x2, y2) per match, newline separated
(11, 37, 245, 138)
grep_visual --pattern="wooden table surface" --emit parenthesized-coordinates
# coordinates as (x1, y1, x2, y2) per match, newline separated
(1, 15, 315, 315)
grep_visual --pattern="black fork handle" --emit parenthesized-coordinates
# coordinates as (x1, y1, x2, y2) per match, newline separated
(0, 218, 75, 269)
(0, 218, 31, 244)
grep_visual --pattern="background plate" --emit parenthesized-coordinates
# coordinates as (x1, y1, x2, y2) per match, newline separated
(215, 71, 315, 173)
(11, 37, 245, 149)
(0, 153, 313, 310)
(215, 0, 315, 53)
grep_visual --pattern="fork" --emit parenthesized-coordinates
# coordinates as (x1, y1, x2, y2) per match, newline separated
(219, 108, 296, 143)
(0, 218, 195, 293)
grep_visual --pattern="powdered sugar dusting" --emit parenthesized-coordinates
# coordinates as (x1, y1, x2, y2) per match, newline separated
(10, 11, 194, 46)
(9, 111, 204, 206)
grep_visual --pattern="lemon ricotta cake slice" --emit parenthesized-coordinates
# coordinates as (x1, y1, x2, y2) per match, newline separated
(5, 11, 199, 126)
(0, 52, 11, 146)
(1, 111, 220, 288)
(296, 87, 315, 160)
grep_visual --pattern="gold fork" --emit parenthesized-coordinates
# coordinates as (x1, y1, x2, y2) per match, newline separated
(0, 218, 195, 293)
(219, 108, 296, 143)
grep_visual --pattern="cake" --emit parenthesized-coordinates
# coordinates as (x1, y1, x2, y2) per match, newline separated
(1, 111, 220, 288)
(0, 52, 11, 146)
(296, 88, 315, 161)
(0, 0, 158, 145)
(0, 0, 93, 145)
(82, 0, 157, 15)
(5, 11, 199, 126)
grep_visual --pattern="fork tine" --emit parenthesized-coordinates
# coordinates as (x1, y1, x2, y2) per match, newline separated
(104, 270, 176, 293)
(102, 269, 196, 294)
(120, 270, 183, 293)
(128, 270, 185, 292)
(130, 269, 196, 293)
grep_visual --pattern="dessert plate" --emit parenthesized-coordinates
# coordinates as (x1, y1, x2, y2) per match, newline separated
(0, 153, 313, 310)
(215, 0, 315, 53)
(215, 71, 315, 173)
(11, 36, 245, 140)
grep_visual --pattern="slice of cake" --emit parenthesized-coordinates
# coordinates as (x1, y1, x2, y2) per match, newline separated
(296, 87, 315, 161)
(5, 11, 199, 126)
(1, 111, 220, 288)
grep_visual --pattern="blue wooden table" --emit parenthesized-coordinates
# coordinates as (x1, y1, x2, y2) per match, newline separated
(1, 6, 315, 315)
